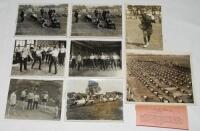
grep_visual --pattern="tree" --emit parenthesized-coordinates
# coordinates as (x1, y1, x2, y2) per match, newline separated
(86, 80, 101, 96)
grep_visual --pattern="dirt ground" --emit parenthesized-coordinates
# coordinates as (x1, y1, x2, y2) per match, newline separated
(67, 101, 123, 120)
(126, 18, 163, 50)
(15, 14, 67, 36)
(71, 16, 122, 37)
(11, 62, 65, 76)
(5, 101, 59, 120)
(69, 68, 122, 77)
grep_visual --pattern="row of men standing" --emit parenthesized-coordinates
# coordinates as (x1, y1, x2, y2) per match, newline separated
(70, 52, 121, 71)
(14, 44, 66, 74)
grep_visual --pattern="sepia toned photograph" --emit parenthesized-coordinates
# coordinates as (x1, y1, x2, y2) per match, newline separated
(5, 79, 63, 120)
(126, 5, 163, 50)
(11, 40, 66, 76)
(69, 40, 122, 77)
(66, 79, 123, 120)
(127, 53, 194, 103)
(71, 5, 122, 37)
(15, 4, 68, 36)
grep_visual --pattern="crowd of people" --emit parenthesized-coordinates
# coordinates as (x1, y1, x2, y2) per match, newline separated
(74, 9, 116, 29)
(14, 43, 66, 74)
(127, 59, 193, 103)
(20, 7, 61, 28)
(70, 52, 121, 71)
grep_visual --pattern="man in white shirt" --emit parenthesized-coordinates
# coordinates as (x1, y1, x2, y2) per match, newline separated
(58, 44, 66, 66)
(49, 45, 59, 74)
(33, 93, 40, 110)
(42, 92, 48, 112)
(20, 89, 27, 110)
(15, 44, 21, 63)
(8, 91, 17, 116)
(20, 45, 33, 72)
(31, 46, 42, 70)
(76, 52, 82, 71)
(27, 91, 34, 110)
(112, 52, 120, 69)
(100, 52, 106, 71)
(90, 53, 95, 70)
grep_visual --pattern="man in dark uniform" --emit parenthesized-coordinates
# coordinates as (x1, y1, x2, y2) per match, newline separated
(74, 10, 79, 23)
(139, 10, 156, 48)
(20, 10, 25, 22)
(40, 8, 45, 18)
(94, 9, 98, 17)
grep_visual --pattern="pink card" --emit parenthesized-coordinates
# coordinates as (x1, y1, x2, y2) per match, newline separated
(136, 104, 189, 130)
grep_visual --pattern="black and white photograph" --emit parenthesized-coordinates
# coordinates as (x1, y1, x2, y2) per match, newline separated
(126, 5, 163, 50)
(69, 40, 122, 77)
(66, 79, 123, 120)
(127, 53, 194, 103)
(11, 40, 67, 76)
(5, 79, 63, 120)
(71, 5, 122, 37)
(15, 4, 68, 36)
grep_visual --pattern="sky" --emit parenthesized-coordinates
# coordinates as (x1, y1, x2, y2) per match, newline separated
(67, 79, 123, 93)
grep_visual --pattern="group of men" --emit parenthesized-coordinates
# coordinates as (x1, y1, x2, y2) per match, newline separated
(75, 8, 116, 29)
(39, 8, 61, 28)
(19, 7, 60, 28)
(70, 52, 121, 71)
(14, 43, 66, 74)
(8, 89, 49, 115)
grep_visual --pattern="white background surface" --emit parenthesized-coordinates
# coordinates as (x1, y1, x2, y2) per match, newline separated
(0, 0, 200, 131)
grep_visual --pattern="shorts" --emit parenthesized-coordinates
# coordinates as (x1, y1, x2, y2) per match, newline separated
(20, 97, 25, 101)
(42, 99, 47, 103)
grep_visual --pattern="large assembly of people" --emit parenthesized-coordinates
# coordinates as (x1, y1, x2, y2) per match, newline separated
(127, 57, 193, 103)
(14, 43, 66, 74)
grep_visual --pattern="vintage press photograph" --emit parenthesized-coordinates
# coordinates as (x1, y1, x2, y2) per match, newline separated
(126, 5, 163, 50)
(11, 40, 66, 76)
(71, 5, 122, 37)
(69, 40, 122, 77)
(66, 79, 123, 120)
(15, 4, 68, 36)
(127, 53, 194, 103)
(5, 79, 63, 120)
